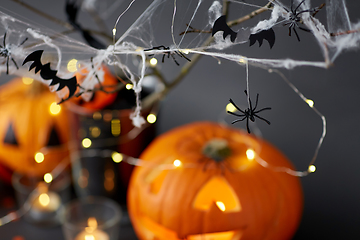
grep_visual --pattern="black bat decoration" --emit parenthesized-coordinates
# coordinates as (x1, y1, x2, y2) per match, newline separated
(212, 15, 237, 42)
(249, 28, 276, 49)
(65, 0, 105, 49)
(22, 50, 78, 100)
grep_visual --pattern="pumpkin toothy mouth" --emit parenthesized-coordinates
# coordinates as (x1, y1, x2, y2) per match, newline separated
(137, 215, 245, 240)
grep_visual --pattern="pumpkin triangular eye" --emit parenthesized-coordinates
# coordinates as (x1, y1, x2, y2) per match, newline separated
(46, 126, 62, 147)
(4, 122, 19, 145)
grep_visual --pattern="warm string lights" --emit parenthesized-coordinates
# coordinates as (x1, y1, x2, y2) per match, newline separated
(0, 61, 322, 229)
(224, 67, 324, 176)
(80, 108, 159, 149)
(0, 131, 310, 226)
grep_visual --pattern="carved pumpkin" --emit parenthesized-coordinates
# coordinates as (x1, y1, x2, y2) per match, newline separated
(128, 122, 303, 240)
(0, 78, 74, 181)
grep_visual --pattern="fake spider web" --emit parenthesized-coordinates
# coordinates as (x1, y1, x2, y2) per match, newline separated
(0, 0, 359, 178)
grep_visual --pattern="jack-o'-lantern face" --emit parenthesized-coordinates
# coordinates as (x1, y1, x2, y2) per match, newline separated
(0, 78, 74, 177)
(128, 122, 303, 240)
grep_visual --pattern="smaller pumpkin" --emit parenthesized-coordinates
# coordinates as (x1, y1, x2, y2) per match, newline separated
(128, 122, 303, 240)
(0, 78, 75, 181)
(69, 65, 118, 112)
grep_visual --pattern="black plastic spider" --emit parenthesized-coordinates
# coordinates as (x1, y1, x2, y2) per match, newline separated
(283, 0, 314, 41)
(144, 45, 191, 66)
(0, 31, 28, 74)
(228, 90, 271, 134)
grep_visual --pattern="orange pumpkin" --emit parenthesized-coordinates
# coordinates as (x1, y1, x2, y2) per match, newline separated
(70, 65, 118, 112)
(128, 122, 303, 240)
(0, 78, 74, 181)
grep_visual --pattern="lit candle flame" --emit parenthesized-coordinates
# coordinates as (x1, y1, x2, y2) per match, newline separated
(215, 201, 226, 212)
(39, 193, 50, 207)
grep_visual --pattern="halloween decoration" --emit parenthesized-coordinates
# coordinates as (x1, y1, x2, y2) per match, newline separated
(144, 45, 191, 66)
(22, 50, 78, 101)
(70, 64, 118, 112)
(282, 0, 314, 41)
(228, 90, 271, 133)
(212, 15, 237, 42)
(0, 78, 74, 181)
(65, 0, 105, 49)
(0, 31, 28, 74)
(249, 28, 276, 49)
(128, 122, 303, 240)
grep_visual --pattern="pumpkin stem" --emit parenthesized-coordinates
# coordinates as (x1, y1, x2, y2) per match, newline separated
(202, 139, 231, 162)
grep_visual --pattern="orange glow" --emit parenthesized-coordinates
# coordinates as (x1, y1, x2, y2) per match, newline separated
(188, 230, 243, 240)
(193, 176, 241, 212)
(87, 217, 98, 229)
(215, 201, 226, 212)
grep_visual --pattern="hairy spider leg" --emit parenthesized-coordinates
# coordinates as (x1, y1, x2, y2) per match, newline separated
(3, 31, 6, 47)
(175, 50, 191, 62)
(229, 98, 246, 114)
(145, 45, 190, 66)
(293, 25, 300, 41)
(294, 0, 306, 13)
(19, 37, 28, 46)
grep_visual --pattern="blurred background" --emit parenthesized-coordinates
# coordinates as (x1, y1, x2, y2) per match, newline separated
(0, 0, 359, 239)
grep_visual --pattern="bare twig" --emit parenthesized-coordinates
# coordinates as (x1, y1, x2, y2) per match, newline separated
(227, 1, 273, 28)
(330, 28, 360, 37)
(11, 0, 73, 29)
(179, 24, 211, 36)
(143, 1, 273, 109)
(11, 0, 113, 42)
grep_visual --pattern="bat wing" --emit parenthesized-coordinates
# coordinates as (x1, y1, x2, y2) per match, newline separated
(22, 50, 44, 73)
(249, 28, 276, 49)
(23, 50, 78, 99)
(40, 63, 77, 98)
(212, 15, 237, 43)
(52, 76, 77, 98)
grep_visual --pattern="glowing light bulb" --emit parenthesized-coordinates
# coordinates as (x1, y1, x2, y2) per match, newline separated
(246, 149, 255, 161)
(67, 59, 78, 72)
(39, 193, 50, 207)
(306, 99, 314, 108)
(44, 173, 53, 183)
(308, 165, 316, 173)
(111, 119, 121, 136)
(112, 152, 123, 163)
(49, 102, 61, 115)
(239, 58, 247, 64)
(226, 102, 236, 113)
(215, 201, 226, 212)
(90, 126, 101, 138)
(22, 77, 34, 85)
(93, 112, 102, 120)
(82, 138, 92, 148)
(149, 58, 158, 66)
(173, 159, 182, 167)
(112, 28, 117, 36)
(180, 49, 190, 54)
(147, 114, 157, 124)
(126, 84, 133, 90)
(34, 152, 45, 163)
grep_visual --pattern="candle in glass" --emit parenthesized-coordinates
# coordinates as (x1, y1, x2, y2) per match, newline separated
(28, 183, 61, 219)
(75, 217, 110, 240)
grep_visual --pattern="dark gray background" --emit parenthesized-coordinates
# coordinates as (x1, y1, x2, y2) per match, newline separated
(0, 0, 359, 239)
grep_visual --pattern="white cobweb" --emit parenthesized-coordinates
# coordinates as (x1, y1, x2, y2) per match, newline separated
(0, 0, 359, 174)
